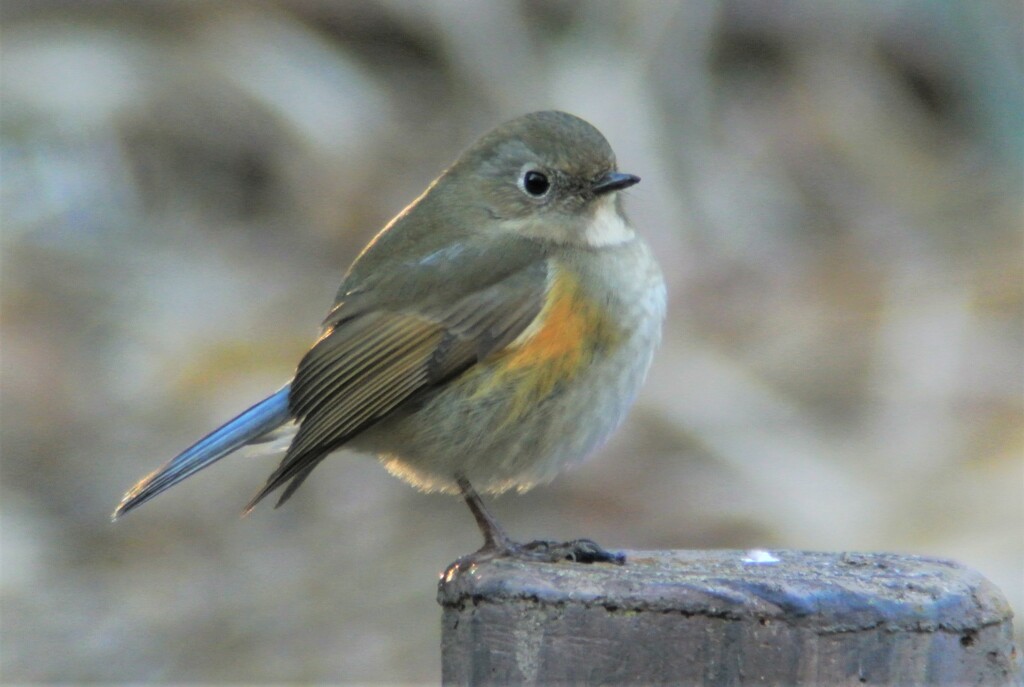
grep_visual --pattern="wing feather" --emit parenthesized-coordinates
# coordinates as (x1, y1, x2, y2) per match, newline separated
(292, 319, 440, 419)
(244, 258, 549, 511)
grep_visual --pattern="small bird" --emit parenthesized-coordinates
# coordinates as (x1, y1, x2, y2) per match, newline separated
(114, 111, 665, 564)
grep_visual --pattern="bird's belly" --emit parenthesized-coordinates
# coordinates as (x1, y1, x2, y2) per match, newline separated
(367, 338, 654, 494)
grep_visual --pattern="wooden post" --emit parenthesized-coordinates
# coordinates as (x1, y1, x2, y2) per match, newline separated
(438, 550, 1020, 685)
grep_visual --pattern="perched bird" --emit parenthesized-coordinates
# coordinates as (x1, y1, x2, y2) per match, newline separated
(114, 110, 665, 563)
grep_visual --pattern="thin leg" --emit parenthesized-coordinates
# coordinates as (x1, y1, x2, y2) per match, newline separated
(458, 476, 513, 552)
(455, 475, 625, 565)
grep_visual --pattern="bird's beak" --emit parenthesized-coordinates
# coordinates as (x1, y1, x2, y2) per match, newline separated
(592, 171, 640, 195)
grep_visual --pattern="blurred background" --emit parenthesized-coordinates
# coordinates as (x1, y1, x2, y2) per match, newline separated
(2, 0, 1021, 683)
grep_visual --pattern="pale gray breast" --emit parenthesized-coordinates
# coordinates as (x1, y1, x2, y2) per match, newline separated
(355, 237, 666, 495)
(549, 238, 667, 459)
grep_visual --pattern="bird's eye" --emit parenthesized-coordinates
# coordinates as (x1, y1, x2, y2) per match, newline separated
(520, 170, 550, 198)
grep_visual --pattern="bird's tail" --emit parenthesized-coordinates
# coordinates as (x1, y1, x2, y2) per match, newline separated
(113, 385, 292, 519)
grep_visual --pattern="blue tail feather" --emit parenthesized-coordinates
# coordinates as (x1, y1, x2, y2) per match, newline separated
(113, 385, 292, 518)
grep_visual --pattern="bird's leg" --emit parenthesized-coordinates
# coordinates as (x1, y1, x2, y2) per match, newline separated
(455, 476, 625, 565)
(457, 476, 515, 553)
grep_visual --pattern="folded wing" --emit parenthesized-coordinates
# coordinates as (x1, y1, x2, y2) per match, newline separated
(245, 259, 548, 511)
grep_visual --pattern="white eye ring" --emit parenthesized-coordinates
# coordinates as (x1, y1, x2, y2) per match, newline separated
(518, 167, 551, 198)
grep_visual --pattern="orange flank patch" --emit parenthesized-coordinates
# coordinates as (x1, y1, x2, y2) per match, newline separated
(474, 267, 621, 418)
(504, 272, 596, 374)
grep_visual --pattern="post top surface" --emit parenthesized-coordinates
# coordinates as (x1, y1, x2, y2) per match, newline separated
(438, 549, 1012, 634)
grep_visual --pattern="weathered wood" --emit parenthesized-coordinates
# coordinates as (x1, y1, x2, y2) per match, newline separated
(438, 550, 1020, 686)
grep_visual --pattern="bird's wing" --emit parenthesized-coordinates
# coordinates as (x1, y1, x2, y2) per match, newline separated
(244, 256, 549, 511)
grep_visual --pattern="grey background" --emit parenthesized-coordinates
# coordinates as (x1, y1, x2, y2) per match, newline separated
(2, 1, 1021, 683)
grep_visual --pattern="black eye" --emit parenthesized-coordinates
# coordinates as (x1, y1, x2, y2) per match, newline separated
(521, 170, 550, 197)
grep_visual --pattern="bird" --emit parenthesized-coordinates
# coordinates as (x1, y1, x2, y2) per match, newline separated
(114, 110, 665, 564)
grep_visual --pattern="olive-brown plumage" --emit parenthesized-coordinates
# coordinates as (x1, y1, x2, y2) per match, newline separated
(115, 111, 665, 563)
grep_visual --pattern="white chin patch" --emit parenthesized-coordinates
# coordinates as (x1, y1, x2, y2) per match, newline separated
(585, 198, 635, 246)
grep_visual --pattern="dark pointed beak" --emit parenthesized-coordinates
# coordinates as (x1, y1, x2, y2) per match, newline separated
(592, 171, 640, 195)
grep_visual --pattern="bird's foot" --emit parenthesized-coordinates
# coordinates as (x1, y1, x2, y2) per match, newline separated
(516, 538, 626, 564)
(455, 537, 625, 568)
(453, 477, 624, 568)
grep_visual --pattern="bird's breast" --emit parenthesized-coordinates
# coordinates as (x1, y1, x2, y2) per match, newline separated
(468, 263, 623, 421)
(363, 239, 665, 494)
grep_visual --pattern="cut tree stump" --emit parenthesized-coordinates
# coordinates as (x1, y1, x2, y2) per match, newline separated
(438, 549, 1020, 686)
